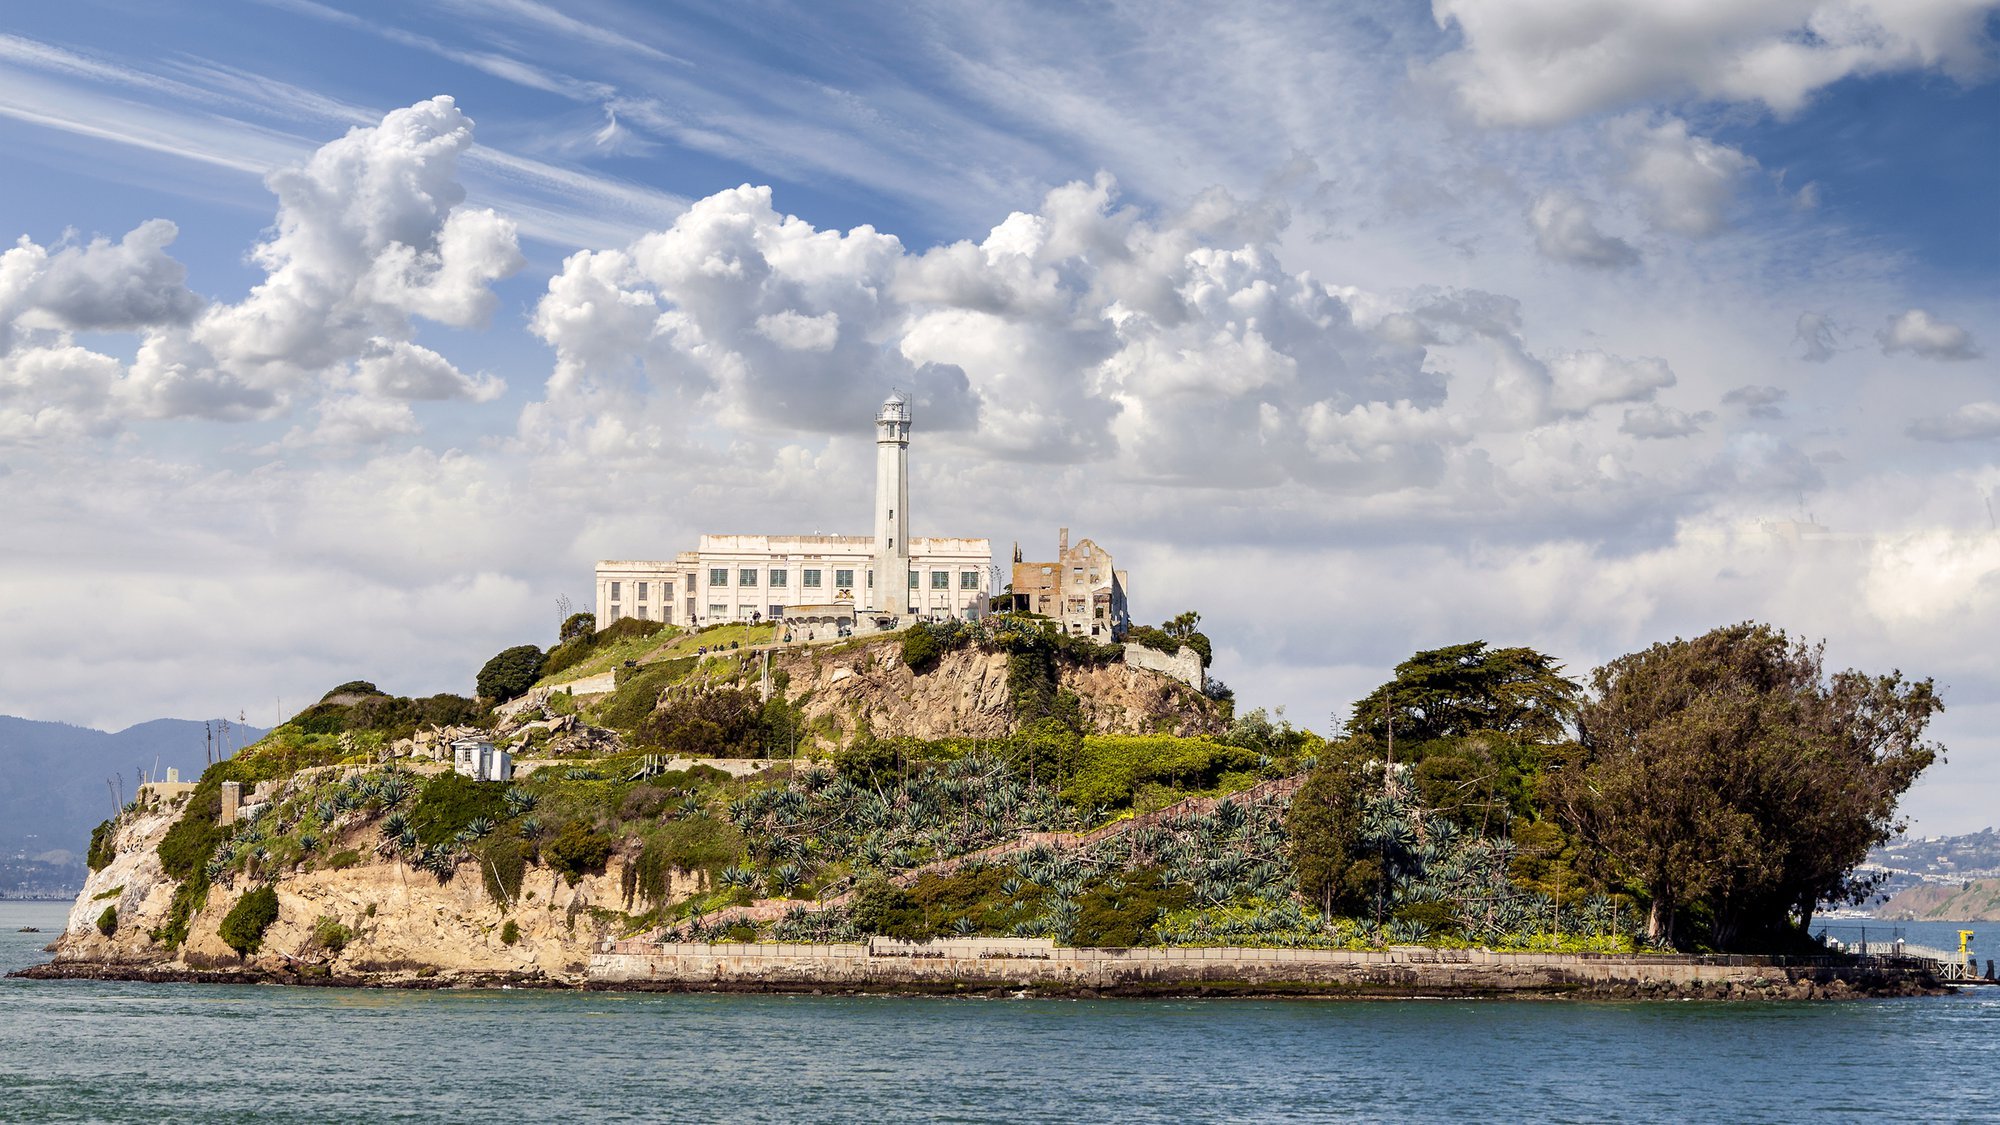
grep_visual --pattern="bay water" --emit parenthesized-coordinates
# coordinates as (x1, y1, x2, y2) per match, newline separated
(3, 900, 1994, 1122)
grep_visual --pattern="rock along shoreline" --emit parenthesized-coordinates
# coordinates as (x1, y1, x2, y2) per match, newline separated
(12, 937, 1947, 1002)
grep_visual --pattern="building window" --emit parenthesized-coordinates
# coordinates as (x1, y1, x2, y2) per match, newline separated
(867, 570, 875, 588)
(1042, 567, 1053, 576)
(637, 581, 648, 601)
(710, 568, 729, 587)
(610, 581, 621, 600)
(708, 604, 727, 617)
(835, 568, 854, 588)
(662, 584, 674, 601)
(769, 604, 784, 619)
(908, 570, 919, 589)
(770, 569, 788, 588)
(930, 570, 949, 589)
(740, 569, 758, 587)
(610, 604, 621, 619)
(960, 570, 979, 589)
(803, 569, 822, 588)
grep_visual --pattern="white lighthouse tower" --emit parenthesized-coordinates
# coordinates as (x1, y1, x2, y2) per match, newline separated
(871, 391, 912, 614)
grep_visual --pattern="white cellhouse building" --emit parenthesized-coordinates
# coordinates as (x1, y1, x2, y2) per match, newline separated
(593, 393, 998, 631)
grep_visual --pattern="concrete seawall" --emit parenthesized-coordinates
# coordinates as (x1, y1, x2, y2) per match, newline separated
(588, 937, 1936, 998)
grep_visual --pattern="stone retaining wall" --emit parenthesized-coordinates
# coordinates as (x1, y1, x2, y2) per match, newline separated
(588, 938, 1915, 995)
(1122, 644, 1204, 691)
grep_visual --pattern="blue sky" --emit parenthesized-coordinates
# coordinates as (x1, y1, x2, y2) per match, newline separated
(1, 0, 1996, 831)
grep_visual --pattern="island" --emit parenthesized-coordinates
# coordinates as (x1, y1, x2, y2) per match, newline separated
(18, 610, 1961, 1000)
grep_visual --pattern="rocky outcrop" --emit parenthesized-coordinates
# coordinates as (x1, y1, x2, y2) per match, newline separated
(50, 791, 665, 986)
(773, 641, 1224, 746)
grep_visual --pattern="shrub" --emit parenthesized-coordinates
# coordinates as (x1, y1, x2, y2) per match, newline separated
(219, 886, 280, 956)
(411, 773, 511, 847)
(546, 823, 613, 885)
(901, 627, 943, 674)
(87, 818, 117, 872)
(311, 915, 352, 953)
(325, 849, 363, 870)
(560, 612, 596, 643)
(474, 836, 533, 905)
(1062, 736, 1259, 811)
(477, 644, 546, 704)
(500, 919, 520, 945)
(632, 688, 767, 757)
(848, 876, 921, 939)
(95, 905, 117, 937)
(1073, 869, 1190, 947)
(594, 659, 694, 732)
(619, 786, 671, 820)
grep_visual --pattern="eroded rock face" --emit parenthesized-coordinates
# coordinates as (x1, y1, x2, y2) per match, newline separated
(50, 801, 695, 985)
(772, 643, 1223, 745)
(60, 799, 183, 966)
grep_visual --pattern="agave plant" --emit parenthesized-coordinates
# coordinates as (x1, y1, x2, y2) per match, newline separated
(464, 816, 495, 839)
(504, 789, 538, 816)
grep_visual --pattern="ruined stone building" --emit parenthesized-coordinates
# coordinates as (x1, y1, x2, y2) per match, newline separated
(1010, 528, 1131, 639)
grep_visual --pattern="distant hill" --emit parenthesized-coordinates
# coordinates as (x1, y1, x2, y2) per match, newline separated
(0, 716, 266, 893)
(1876, 879, 2000, 923)
(1858, 828, 2000, 920)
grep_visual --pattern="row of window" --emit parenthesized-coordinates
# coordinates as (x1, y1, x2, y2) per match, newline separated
(702, 567, 981, 590)
(607, 579, 690, 602)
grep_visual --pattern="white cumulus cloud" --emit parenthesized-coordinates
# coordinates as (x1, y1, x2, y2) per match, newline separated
(1528, 191, 1639, 268)
(1907, 401, 2000, 442)
(1429, 0, 2000, 125)
(1879, 308, 1981, 360)
(1623, 117, 1757, 237)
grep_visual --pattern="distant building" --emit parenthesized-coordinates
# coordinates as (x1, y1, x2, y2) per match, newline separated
(595, 394, 997, 632)
(1010, 527, 1130, 639)
(452, 739, 513, 782)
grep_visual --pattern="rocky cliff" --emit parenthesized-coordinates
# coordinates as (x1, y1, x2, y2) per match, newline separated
(771, 640, 1224, 745)
(50, 785, 654, 986)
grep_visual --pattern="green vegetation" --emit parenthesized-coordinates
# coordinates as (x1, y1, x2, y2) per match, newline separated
(219, 886, 279, 955)
(1063, 736, 1262, 812)
(546, 822, 613, 885)
(311, 915, 351, 953)
(95, 905, 117, 937)
(1347, 641, 1579, 745)
(500, 919, 520, 945)
(1125, 610, 1214, 669)
(1559, 622, 1940, 950)
(411, 772, 510, 847)
(477, 644, 545, 703)
(634, 688, 767, 757)
(130, 612, 1929, 960)
(288, 688, 482, 741)
(541, 616, 675, 682)
(901, 627, 944, 673)
(87, 818, 117, 872)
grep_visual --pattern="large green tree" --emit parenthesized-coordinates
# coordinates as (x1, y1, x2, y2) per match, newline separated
(476, 644, 545, 703)
(1558, 622, 1940, 950)
(1286, 747, 1377, 918)
(1349, 642, 1580, 746)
